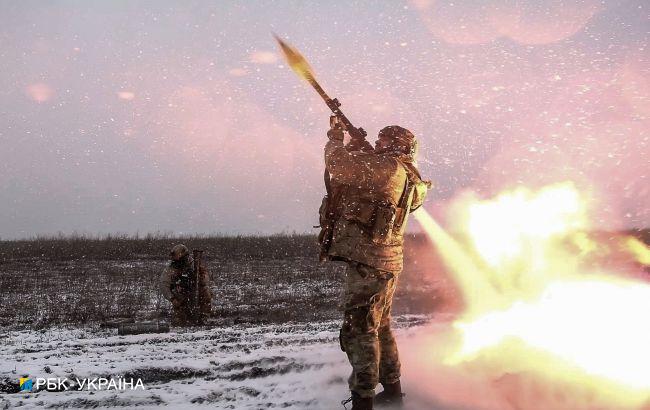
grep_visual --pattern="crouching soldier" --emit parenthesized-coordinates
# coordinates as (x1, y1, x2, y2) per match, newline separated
(160, 244, 212, 326)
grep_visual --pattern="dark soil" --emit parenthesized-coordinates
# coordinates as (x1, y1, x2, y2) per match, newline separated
(0, 234, 448, 329)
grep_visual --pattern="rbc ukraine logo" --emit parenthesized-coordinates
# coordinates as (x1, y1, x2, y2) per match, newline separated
(19, 377, 32, 391)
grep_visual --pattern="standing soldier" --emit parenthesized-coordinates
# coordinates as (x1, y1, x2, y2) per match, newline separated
(321, 119, 430, 410)
(160, 244, 212, 326)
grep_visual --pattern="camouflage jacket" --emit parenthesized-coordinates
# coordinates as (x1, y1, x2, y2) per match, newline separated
(160, 264, 212, 306)
(324, 138, 428, 272)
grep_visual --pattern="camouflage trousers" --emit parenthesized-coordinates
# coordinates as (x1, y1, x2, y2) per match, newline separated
(171, 298, 211, 326)
(171, 303, 193, 326)
(339, 262, 401, 398)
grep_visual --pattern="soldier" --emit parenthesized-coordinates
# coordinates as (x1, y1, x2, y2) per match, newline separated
(159, 244, 212, 326)
(321, 120, 430, 410)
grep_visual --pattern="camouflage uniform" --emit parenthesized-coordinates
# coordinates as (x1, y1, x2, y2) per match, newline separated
(340, 263, 401, 397)
(323, 127, 429, 399)
(160, 246, 212, 326)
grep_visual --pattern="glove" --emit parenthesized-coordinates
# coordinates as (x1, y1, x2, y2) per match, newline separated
(327, 128, 344, 142)
(327, 115, 344, 141)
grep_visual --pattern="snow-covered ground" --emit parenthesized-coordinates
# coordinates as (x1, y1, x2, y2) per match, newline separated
(2, 315, 462, 410)
(5, 313, 646, 410)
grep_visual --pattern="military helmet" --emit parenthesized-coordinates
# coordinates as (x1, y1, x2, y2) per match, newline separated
(170, 244, 190, 261)
(378, 125, 418, 160)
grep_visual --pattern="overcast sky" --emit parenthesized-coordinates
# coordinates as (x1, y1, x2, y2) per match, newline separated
(0, 0, 647, 239)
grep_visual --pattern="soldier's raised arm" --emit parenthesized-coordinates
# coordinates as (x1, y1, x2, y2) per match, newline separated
(324, 128, 388, 187)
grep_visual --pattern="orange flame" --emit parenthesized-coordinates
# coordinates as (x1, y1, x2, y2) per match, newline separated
(624, 237, 650, 266)
(415, 182, 650, 408)
(274, 34, 316, 83)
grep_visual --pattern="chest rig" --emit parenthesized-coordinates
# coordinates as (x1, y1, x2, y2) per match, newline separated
(317, 160, 418, 260)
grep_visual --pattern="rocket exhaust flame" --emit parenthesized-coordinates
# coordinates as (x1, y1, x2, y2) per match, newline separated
(273, 34, 368, 142)
(273, 34, 317, 85)
(624, 237, 650, 266)
(414, 182, 650, 409)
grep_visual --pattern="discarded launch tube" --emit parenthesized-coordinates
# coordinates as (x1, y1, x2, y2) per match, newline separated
(118, 321, 170, 335)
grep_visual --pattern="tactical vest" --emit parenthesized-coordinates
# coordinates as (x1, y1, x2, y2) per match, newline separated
(319, 159, 424, 272)
(171, 265, 193, 295)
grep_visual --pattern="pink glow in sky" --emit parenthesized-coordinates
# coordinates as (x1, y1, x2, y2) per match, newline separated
(0, 1, 647, 238)
(410, 0, 607, 45)
(25, 82, 54, 103)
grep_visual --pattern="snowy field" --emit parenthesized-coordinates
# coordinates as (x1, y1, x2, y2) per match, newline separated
(6, 313, 630, 410)
(3, 235, 648, 409)
(0, 315, 472, 410)
(0, 235, 456, 409)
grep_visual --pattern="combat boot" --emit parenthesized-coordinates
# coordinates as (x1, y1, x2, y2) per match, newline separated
(374, 381, 404, 407)
(343, 391, 373, 410)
